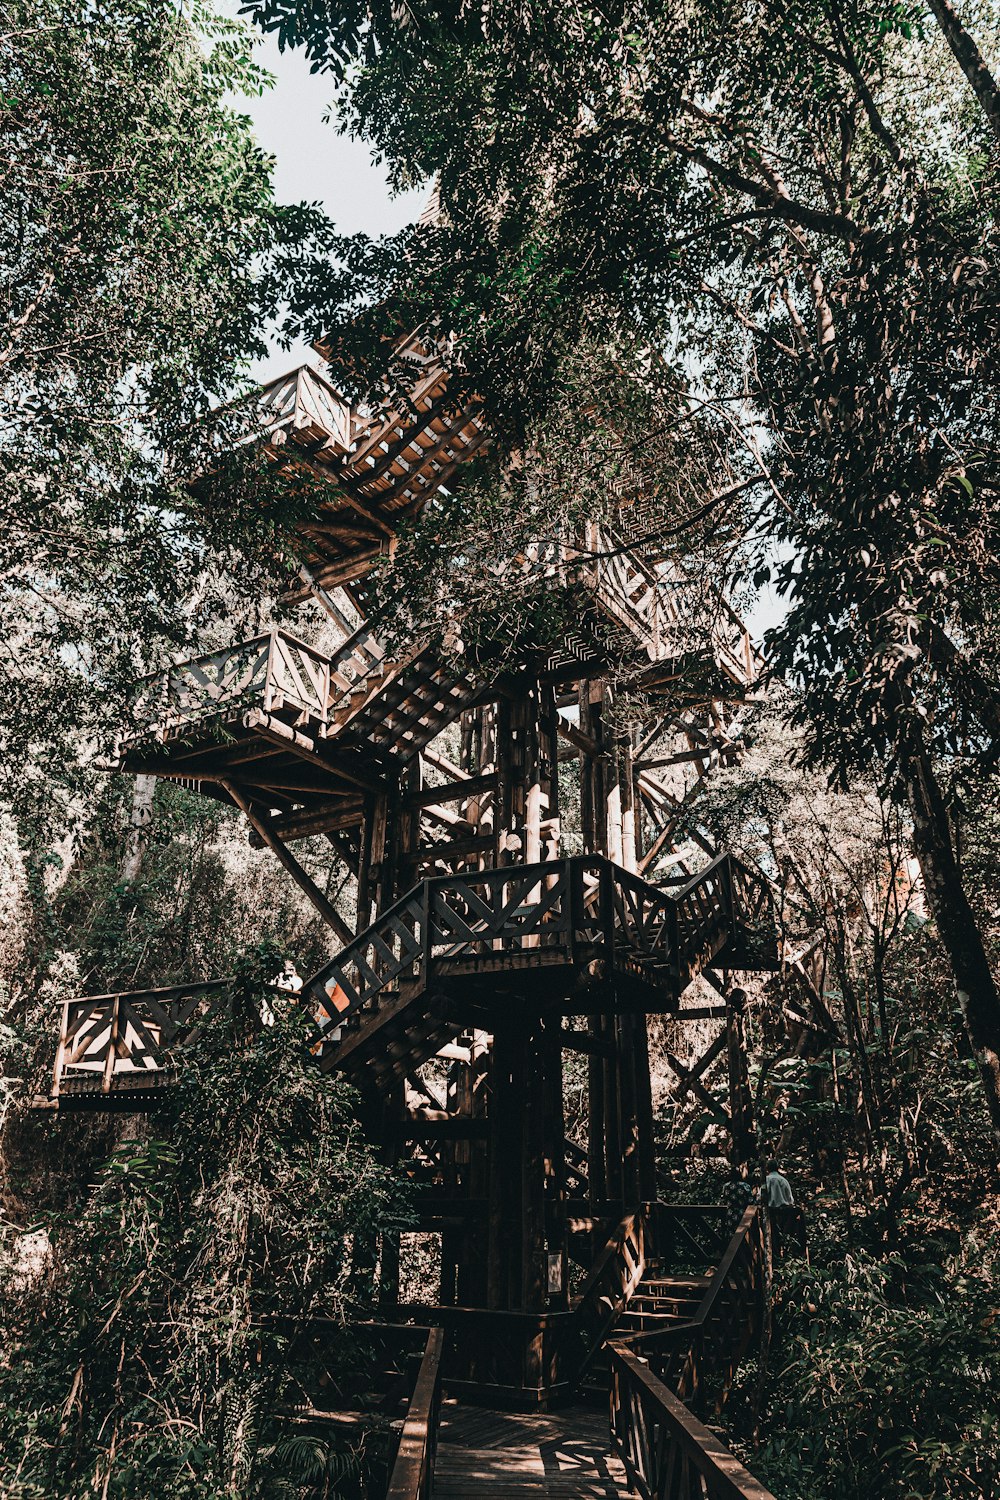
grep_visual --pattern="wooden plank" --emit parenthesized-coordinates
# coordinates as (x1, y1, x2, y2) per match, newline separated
(403, 773, 499, 809)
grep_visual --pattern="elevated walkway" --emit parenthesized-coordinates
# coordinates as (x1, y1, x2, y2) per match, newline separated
(40, 853, 776, 1110)
(381, 1204, 777, 1500)
(435, 1403, 636, 1499)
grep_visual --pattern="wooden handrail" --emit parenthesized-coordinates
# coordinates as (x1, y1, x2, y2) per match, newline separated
(570, 1204, 648, 1378)
(692, 1205, 762, 1330)
(609, 1344, 776, 1500)
(385, 1326, 444, 1500)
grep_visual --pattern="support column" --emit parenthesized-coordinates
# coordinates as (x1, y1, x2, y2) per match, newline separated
(543, 1021, 569, 1313)
(487, 1025, 522, 1309)
(726, 988, 756, 1168)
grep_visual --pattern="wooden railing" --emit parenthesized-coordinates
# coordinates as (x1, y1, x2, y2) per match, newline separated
(608, 1207, 770, 1498)
(610, 1345, 777, 1500)
(256, 361, 353, 454)
(615, 1206, 766, 1407)
(570, 1205, 648, 1378)
(652, 1203, 734, 1272)
(385, 1326, 444, 1500)
(305, 856, 686, 1045)
(50, 980, 232, 1102)
(394, 1305, 573, 1399)
(46, 858, 775, 1101)
(306, 853, 776, 1051)
(129, 630, 333, 737)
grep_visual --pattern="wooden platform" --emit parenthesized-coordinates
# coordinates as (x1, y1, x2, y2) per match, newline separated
(434, 1401, 637, 1499)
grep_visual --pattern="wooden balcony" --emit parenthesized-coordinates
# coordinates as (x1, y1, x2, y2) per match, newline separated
(128, 629, 333, 740)
(251, 360, 488, 595)
(118, 626, 488, 835)
(501, 527, 761, 690)
(45, 980, 231, 1110)
(306, 854, 778, 1085)
(119, 628, 379, 835)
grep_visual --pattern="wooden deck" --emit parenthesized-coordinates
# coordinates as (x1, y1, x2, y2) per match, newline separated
(434, 1401, 637, 1499)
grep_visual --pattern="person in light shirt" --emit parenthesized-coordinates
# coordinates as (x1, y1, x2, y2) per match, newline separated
(762, 1159, 806, 1261)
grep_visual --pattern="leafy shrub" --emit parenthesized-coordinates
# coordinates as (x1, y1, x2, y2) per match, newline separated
(0, 956, 410, 1499)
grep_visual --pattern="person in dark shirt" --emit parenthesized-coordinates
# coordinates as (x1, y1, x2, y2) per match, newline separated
(722, 1173, 755, 1229)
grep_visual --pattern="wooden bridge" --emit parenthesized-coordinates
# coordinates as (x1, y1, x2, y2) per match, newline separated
(380, 1203, 777, 1500)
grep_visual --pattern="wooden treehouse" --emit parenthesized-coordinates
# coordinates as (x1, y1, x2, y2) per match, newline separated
(41, 342, 791, 1499)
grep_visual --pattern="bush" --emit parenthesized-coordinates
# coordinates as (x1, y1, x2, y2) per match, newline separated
(0, 958, 410, 1499)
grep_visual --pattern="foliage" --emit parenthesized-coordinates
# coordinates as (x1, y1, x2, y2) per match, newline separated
(0, 0, 309, 834)
(0, 953, 410, 1499)
(746, 1232, 1000, 1499)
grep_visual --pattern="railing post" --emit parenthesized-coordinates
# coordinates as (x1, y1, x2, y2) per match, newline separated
(601, 860, 615, 969)
(264, 631, 277, 714)
(102, 994, 121, 1094)
(667, 893, 680, 994)
(51, 1000, 70, 1100)
(567, 858, 580, 966)
(722, 854, 735, 934)
(421, 879, 432, 983)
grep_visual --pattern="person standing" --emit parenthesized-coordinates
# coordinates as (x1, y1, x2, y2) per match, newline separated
(762, 1159, 805, 1261)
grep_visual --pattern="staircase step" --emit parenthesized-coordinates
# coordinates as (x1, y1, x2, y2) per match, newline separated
(618, 1311, 689, 1330)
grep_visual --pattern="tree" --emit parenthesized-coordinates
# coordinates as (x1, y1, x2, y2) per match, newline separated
(0, 0, 299, 841)
(248, 0, 1000, 1139)
(0, 956, 411, 1499)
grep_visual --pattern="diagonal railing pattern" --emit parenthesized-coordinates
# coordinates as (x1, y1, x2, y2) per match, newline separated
(305, 853, 775, 1057)
(127, 631, 333, 738)
(45, 854, 776, 1104)
(50, 980, 233, 1102)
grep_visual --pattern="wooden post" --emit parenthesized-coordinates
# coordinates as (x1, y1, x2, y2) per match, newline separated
(726, 989, 756, 1168)
(51, 1000, 70, 1101)
(618, 1012, 641, 1205)
(588, 1016, 608, 1215)
(621, 737, 638, 874)
(456, 1031, 490, 1306)
(521, 1023, 548, 1316)
(487, 1025, 521, 1309)
(633, 1013, 657, 1201)
(101, 993, 121, 1094)
(542, 1020, 569, 1312)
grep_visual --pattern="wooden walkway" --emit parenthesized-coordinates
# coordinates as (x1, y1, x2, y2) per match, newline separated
(434, 1401, 637, 1499)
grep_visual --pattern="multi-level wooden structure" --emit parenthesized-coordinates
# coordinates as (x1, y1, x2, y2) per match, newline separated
(44, 344, 783, 1449)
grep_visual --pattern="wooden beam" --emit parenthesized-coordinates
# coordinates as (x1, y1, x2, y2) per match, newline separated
(403, 772, 498, 809)
(220, 779, 354, 944)
(560, 1029, 615, 1058)
(403, 832, 495, 864)
(243, 708, 382, 792)
(634, 748, 712, 772)
(556, 717, 599, 758)
(247, 798, 364, 847)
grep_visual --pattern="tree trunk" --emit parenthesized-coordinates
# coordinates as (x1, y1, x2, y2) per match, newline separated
(120, 775, 156, 883)
(904, 741, 1000, 1143)
(926, 0, 1000, 145)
